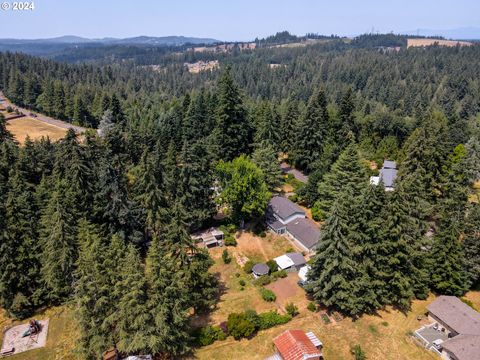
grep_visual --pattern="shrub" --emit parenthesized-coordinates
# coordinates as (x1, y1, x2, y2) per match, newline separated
(224, 233, 237, 246)
(381, 321, 389, 327)
(258, 311, 291, 330)
(239, 279, 246, 287)
(6, 105, 13, 113)
(311, 203, 324, 221)
(266, 260, 278, 273)
(259, 231, 266, 238)
(307, 302, 317, 312)
(235, 272, 240, 278)
(350, 344, 366, 360)
(288, 193, 298, 202)
(253, 275, 272, 286)
(222, 249, 232, 264)
(193, 325, 227, 346)
(368, 324, 378, 335)
(244, 260, 255, 273)
(260, 288, 276, 302)
(271, 270, 287, 279)
(320, 313, 331, 324)
(227, 312, 257, 340)
(285, 302, 299, 317)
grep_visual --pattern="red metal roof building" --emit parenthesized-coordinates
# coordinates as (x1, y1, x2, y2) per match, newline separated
(271, 330, 322, 360)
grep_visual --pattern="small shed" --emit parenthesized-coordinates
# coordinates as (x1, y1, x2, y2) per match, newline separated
(252, 263, 270, 278)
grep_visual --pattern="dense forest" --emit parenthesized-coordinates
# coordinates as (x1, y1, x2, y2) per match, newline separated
(0, 34, 479, 357)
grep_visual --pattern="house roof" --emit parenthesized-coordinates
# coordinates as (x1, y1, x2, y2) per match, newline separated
(286, 252, 306, 267)
(286, 218, 320, 250)
(383, 160, 397, 169)
(268, 196, 305, 221)
(274, 254, 295, 270)
(379, 167, 397, 188)
(252, 263, 270, 276)
(442, 335, 480, 360)
(427, 296, 480, 335)
(273, 330, 322, 360)
(267, 218, 287, 231)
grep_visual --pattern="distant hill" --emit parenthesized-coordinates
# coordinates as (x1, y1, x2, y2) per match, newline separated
(0, 35, 220, 46)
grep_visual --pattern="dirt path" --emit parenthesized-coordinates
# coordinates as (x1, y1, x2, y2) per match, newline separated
(0, 91, 87, 134)
(280, 162, 309, 183)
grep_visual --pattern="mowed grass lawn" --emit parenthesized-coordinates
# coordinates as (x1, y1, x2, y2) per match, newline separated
(6, 117, 67, 144)
(0, 306, 79, 360)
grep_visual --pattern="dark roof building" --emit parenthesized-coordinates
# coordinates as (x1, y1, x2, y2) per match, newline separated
(370, 159, 398, 191)
(286, 218, 320, 251)
(441, 334, 480, 360)
(422, 296, 480, 360)
(426, 296, 480, 336)
(267, 196, 305, 224)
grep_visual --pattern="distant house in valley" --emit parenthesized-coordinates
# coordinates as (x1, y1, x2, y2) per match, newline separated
(415, 296, 480, 360)
(266, 196, 320, 252)
(370, 160, 398, 191)
(265, 329, 323, 360)
(191, 228, 224, 248)
(273, 253, 306, 272)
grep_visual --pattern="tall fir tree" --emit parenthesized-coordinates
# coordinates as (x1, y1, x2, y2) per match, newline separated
(463, 204, 480, 287)
(213, 67, 251, 161)
(314, 141, 368, 219)
(291, 88, 329, 171)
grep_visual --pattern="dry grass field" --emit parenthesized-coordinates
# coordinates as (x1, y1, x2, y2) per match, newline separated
(6, 117, 67, 144)
(194, 294, 445, 360)
(407, 38, 473, 48)
(0, 306, 79, 360)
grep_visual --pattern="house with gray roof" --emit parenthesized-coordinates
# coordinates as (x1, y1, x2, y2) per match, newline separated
(286, 218, 321, 252)
(370, 160, 398, 191)
(414, 296, 480, 360)
(266, 196, 320, 253)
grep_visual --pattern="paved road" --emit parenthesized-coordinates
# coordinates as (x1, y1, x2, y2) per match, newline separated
(0, 91, 87, 134)
(280, 162, 309, 183)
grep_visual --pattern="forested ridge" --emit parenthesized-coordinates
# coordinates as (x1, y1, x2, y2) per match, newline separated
(0, 36, 480, 358)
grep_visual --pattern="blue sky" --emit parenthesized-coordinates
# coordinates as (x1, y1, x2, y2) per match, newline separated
(0, 0, 479, 40)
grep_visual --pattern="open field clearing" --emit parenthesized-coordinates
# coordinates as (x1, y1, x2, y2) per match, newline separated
(195, 294, 444, 360)
(6, 117, 68, 144)
(407, 38, 473, 48)
(0, 306, 78, 360)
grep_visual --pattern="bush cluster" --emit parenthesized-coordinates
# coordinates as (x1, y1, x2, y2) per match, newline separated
(227, 310, 291, 340)
(260, 288, 276, 302)
(193, 325, 227, 346)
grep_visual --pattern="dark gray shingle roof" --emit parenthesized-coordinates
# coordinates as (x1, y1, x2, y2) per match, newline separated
(380, 167, 397, 188)
(427, 296, 480, 335)
(286, 218, 320, 250)
(442, 335, 480, 360)
(268, 196, 305, 221)
(286, 252, 307, 267)
(267, 218, 287, 231)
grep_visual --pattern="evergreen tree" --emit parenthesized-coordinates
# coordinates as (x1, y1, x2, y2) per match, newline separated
(213, 67, 251, 161)
(314, 142, 368, 219)
(280, 98, 299, 154)
(251, 142, 282, 191)
(39, 180, 78, 302)
(75, 219, 113, 359)
(336, 87, 356, 141)
(0, 169, 40, 318)
(463, 204, 480, 287)
(307, 186, 371, 317)
(111, 244, 150, 354)
(430, 217, 468, 296)
(291, 89, 329, 171)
